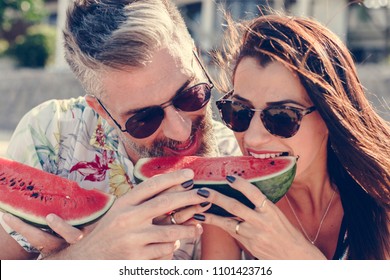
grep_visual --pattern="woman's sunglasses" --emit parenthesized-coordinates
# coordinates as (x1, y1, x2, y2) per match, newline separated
(96, 52, 213, 139)
(216, 91, 316, 138)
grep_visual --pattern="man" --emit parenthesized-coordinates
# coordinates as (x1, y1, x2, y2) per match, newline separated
(0, 0, 238, 259)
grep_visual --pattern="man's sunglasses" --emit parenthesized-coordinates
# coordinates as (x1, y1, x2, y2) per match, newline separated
(96, 51, 213, 139)
(216, 91, 316, 138)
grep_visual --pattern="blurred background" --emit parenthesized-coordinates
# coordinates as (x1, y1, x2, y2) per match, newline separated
(0, 0, 389, 156)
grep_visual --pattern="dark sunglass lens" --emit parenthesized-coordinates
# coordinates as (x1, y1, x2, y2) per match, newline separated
(173, 84, 211, 112)
(263, 108, 300, 138)
(217, 101, 252, 132)
(125, 107, 164, 139)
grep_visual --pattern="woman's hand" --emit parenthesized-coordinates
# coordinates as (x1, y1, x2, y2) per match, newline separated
(152, 180, 212, 226)
(197, 175, 327, 260)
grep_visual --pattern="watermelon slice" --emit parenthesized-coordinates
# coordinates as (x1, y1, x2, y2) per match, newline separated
(134, 156, 296, 216)
(0, 157, 115, 228)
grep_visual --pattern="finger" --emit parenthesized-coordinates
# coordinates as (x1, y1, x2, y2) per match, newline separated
(171, 203, 211, 224)
(204, 188, 254, 221)
(198, 213, 240, 237)
(144, 242, 176, 260)
(156, 202, 211, 225)
(154, 240, 181, 260)
(226, 175, 269, 211)
(129, 169, 195, 204)
(158, 179, 195, 195)
(2, 213, 67, 253)
(143, 224, 203, 246)
(46, 214, 84, 244)
(139, 188, 210, 220)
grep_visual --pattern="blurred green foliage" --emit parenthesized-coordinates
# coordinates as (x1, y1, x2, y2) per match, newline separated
(0, 0, 47, 33)
(9, 24, 56, 67)
(0, 39, 9, 56)
(0, 0, 54, 67)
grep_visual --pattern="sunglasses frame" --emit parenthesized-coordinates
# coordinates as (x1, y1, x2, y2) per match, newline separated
(96, 50, 214, 138)
(216, 90, 316, 138)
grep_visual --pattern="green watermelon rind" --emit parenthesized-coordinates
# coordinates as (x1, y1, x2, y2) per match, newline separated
(0, 195, 116, 229)
(250, 162, 296, 203)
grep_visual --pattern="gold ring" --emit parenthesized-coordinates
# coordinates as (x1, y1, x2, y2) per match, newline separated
(70, 233, 84, 244)
(235, 221, 242, 235)
(258, 198, 267, 210)
(170, 212, 178, 225)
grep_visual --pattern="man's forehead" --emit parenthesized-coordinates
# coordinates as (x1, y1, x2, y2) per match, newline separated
(165, 46, 194, 74)
(100, 48, 196, 108)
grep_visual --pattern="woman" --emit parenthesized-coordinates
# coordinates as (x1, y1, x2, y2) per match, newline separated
(194, 14, 390, 259)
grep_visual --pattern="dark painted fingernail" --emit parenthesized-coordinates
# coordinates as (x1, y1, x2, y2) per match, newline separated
(193, 214, 206, 221)
(200, 202, 210, 207)
(197, 188, 210, 198)
(226, 175, 236, 183)
(181, 179, 194, 188)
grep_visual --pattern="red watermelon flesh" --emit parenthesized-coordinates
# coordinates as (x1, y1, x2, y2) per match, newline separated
(0, 157, 115, 228)
(134, 156, 296, 216)
(135, 156, 295, 183)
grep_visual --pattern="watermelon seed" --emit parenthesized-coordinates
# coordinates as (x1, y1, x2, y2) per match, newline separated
(20, 182, 25, 187)
(270, 161, 275, 165)
(26, 185, 34, 191)
(9, 181, 16, 187)
(31, 192, 39, 198)
(0, 177, 6, 181)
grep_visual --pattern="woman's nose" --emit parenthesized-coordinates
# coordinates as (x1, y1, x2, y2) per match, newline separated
(243, 112, 273, 147)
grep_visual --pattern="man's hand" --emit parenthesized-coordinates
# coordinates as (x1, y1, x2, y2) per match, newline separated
(2, 213, 85, 258)
(30, 169, 209, 260)
(1, 169, 210, 259)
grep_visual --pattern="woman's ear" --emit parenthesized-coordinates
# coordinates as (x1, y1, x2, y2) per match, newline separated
(85, 94, 116, 127)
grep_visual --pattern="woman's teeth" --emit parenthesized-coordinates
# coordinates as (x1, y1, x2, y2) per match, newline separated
(249, 152, 289, 159)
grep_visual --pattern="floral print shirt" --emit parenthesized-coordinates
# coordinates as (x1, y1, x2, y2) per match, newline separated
(2, 96, 240, 259)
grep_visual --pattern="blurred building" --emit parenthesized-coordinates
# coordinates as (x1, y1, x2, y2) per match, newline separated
(51, 0, 390, 69)
(173, 0, 390, 63)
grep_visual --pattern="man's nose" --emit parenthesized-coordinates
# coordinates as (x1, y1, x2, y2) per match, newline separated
(161, 106, 192, 141)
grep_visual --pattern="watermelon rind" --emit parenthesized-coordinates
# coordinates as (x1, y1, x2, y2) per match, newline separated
(0, 194, 115, 229)
(134, 156, 296, 217)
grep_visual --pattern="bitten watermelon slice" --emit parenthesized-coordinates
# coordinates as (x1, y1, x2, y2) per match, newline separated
(134, 156, 296, 216)
(0, 157, 115, 228)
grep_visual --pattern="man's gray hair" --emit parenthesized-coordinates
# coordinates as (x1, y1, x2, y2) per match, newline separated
(63, 0, 194, 96)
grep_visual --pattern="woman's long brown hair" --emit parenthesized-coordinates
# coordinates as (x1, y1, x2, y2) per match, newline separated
(214, 13, 390, 259)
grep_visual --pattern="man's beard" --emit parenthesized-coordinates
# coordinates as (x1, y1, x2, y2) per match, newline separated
(119, 108, 217, 159)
